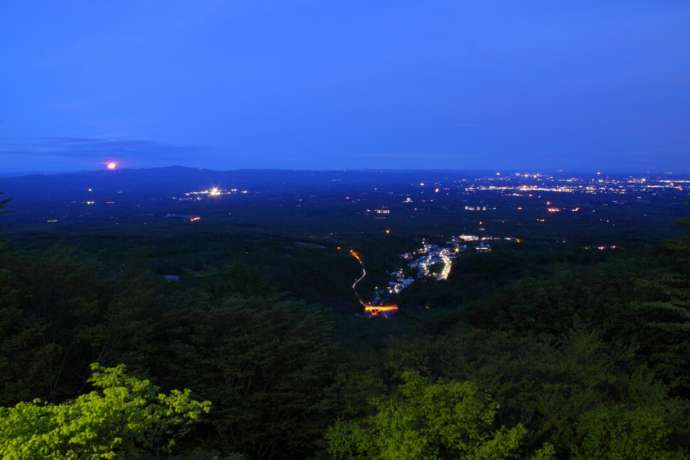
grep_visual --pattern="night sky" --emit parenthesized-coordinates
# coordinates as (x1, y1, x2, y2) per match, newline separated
(2, 1, 689, 174)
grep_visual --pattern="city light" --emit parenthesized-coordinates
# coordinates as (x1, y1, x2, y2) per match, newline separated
(106, 161, 118, 171)
(364, 305, 399, 317)
(182, 186, 249, 200)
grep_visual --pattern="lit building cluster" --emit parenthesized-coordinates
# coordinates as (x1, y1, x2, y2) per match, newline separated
(179, 186, 248, 201)
(366, 208, 391, 216)
(462, 174, 688, 196)
(464, 205, 495, 212)
(378, 234, 521, 300)
(584, 244, 619, 251)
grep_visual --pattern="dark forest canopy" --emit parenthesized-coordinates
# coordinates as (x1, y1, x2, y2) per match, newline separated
(1, 195, 690, 458)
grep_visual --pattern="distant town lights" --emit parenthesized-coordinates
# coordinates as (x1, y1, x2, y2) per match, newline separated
(106, 161, 118, 171)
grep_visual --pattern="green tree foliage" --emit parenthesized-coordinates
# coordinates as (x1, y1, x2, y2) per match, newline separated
(2, 209, 690, 458)
(383, 324, 690, 456)
(322, 362, 387, 420)
(455, 230, 690, 397)
(150, 296, 336, 458)
(0, 247, 171, 406)
(0, 249, 110, 405)
(0, 243, 337, 459)
(574, 404, 688, 459)
(0, 363, 210, 459)
(325, 370, 531, 460)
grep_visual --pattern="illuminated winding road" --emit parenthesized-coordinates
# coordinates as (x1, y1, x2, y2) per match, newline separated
(349, 250, 367, 306)
(349, 249, 399, 317)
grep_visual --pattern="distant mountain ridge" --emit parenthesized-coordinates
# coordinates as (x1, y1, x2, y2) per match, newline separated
(0, 166, 460, 206)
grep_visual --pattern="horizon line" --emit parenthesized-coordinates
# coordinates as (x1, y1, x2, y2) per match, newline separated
(2, 164, 690, 179)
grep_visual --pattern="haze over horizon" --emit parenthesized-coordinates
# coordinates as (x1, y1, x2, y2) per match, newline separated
(2, 1, 690, 174)
(3, 165, 690, 181)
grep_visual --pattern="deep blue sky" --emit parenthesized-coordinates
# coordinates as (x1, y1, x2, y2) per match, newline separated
(2, 1, 689, 174)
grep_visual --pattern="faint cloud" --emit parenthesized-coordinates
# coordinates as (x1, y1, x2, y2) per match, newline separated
(0, 136, 212, 160)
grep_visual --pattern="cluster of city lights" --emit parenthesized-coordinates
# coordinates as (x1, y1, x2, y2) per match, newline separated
(183, 186, 249, 199)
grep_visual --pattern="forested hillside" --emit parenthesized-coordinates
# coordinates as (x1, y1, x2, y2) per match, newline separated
(1, 192, 689, 459)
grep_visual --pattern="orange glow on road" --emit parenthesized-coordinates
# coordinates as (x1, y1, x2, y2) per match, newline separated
(349, 249, 366, 306)
(364, 304, 399, 316)
(350, 249, 400, 317)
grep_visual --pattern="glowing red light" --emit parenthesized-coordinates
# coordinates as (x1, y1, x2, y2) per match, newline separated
(106, 161, 118, 171)
(364, 304, 399, 317)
